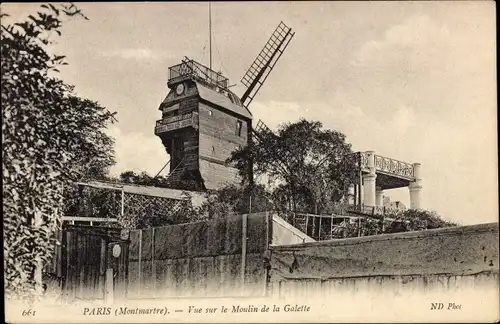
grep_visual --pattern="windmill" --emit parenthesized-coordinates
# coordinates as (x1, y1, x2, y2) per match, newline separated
(153, 22, 295, 192)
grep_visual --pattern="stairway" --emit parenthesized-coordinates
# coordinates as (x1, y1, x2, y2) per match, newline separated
(293, 214, 307, 234)
(330, 219, 349, 239)
(164, 167, 186, 185)
(292, 213, 316, 238)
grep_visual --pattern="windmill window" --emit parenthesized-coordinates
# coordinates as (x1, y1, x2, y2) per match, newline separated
(208, 110, 213, 117)
(236, 120, 243, 137)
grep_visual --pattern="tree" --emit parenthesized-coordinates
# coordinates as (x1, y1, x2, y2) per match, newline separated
(197, 184, 272, 219)
(228, 119, 356, 215)
(116, 170, 201, 191)
(118, 170, 156, 185)
(2, 4, 116, 298)
(384, 209, 459, 234)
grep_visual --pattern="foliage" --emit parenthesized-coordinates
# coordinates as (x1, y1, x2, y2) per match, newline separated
(228, 119, 356, 215)
(2, 4, 116, 298)
(118, 170, 167, 186)
(338, 209, 459, 239)
(117, 170, 202, 191)
(197, 184, 272, 219)
(383, 209, 459, 234)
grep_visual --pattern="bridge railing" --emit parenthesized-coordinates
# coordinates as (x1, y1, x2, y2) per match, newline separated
(355, 151, 415, 180)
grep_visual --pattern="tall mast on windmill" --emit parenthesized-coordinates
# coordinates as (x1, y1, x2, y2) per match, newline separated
(209, 1, 212, 70)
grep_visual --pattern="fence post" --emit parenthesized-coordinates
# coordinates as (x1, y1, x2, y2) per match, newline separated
(60, 229, 68, 299)
(264, 212, 271, 297)
(105, 268, 114, 304)
(121, 189, 124, 218)
(318, 216, 322, 240)
(98, 238, 106, 299)
(152, 227, 156, 295)
(241, 214, 248, 296)
(357, 217, 361, 237)
(138, 229, 142, 296)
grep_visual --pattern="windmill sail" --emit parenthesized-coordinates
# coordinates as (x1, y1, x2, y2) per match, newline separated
(240, 22, 294, 108)
(238, 22, 296, 186)
(253, 120, 274, 142)
(253, 119, 300, 170)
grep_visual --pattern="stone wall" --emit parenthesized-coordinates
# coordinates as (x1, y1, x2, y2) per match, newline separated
(269, 222, 499, 298)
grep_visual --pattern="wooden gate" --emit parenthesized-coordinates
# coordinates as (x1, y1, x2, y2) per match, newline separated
(61, 225, 129, 302)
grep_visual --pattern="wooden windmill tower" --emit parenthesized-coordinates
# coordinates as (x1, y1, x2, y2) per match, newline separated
(154, 22, 294, 191)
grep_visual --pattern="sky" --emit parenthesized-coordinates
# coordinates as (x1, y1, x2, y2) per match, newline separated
(3, 2, 497, 225)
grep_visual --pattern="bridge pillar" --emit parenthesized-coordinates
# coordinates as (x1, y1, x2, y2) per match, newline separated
(409, 163, 422, 209)
(363, 151, 377, 207)
(375, 187, 384, 207)
(348, 184, 355, 204)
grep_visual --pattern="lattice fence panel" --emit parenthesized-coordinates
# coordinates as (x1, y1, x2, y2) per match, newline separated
(78, 186, 121, 219)
(121, 193, 187, 229)
(71, 184, 191, 229)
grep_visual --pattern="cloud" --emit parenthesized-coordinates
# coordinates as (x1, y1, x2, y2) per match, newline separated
(106, 126, 169, 176)
(100, 48, 173, 61)
(391, 105, 415, 136)
(352, 14, 450, 67)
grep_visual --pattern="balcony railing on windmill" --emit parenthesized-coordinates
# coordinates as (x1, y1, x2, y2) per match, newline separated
(168, 59, 229, 90)
(155, 112, 199, 135)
